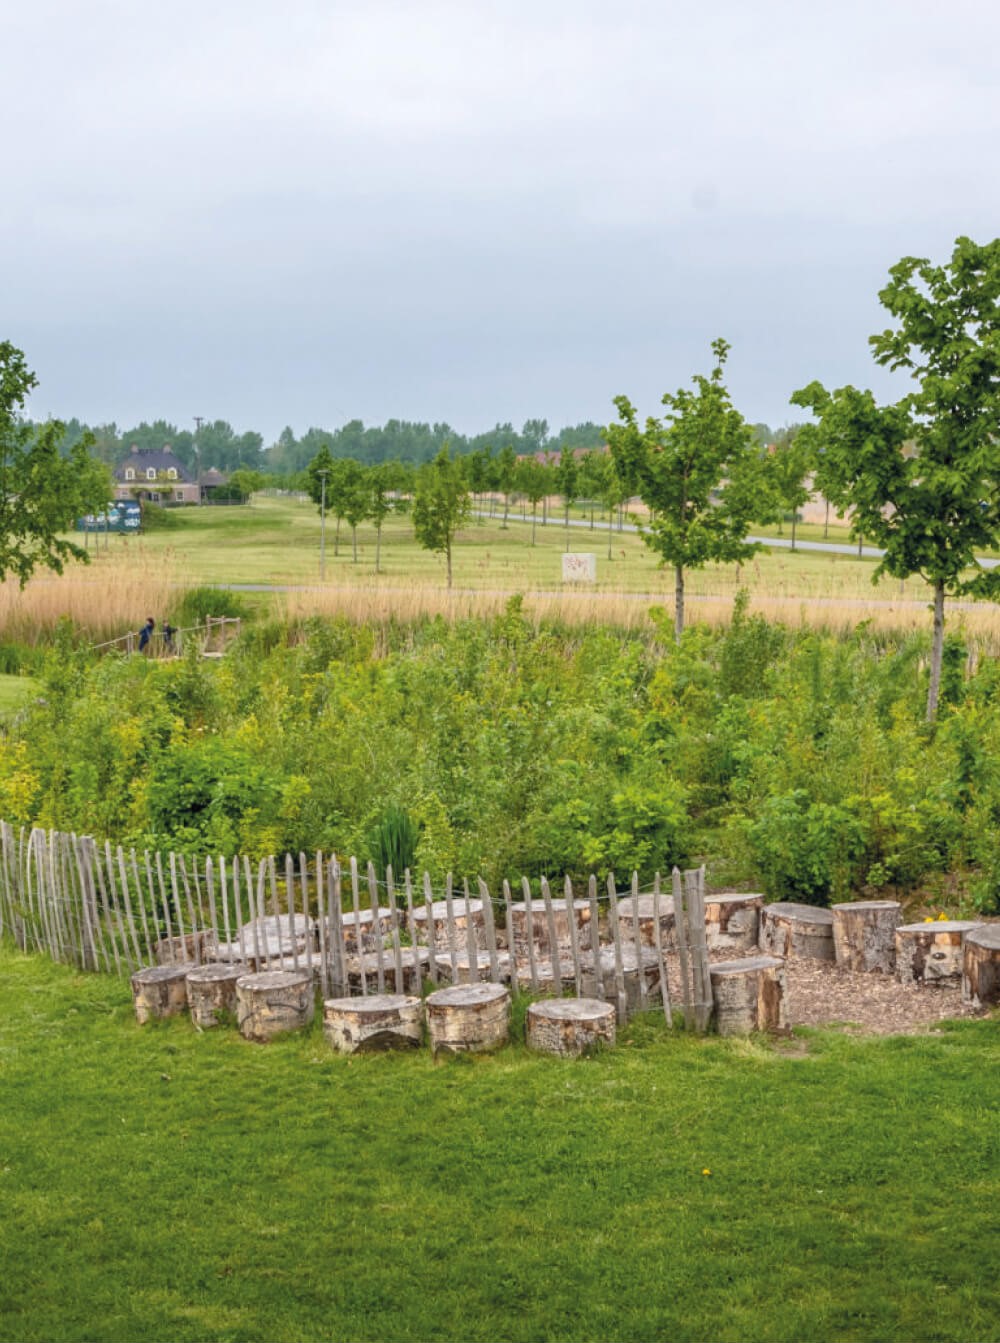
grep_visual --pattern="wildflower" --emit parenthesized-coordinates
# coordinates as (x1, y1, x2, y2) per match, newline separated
(701, 1168, 712, 1176)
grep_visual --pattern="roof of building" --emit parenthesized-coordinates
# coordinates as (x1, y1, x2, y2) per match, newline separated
(114, 446, 194, 483)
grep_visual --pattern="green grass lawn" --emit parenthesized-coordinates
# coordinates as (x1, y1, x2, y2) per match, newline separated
(0, 674, 38, 716)
(3, 947, 999, 1343)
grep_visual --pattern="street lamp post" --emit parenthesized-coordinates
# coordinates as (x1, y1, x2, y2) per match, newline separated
(318, 469, 329, 579)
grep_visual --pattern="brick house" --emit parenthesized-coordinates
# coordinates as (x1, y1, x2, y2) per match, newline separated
(113, 446, 200, 505)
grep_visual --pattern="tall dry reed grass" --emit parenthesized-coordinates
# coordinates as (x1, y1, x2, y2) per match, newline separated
(0, 545, 186, 644)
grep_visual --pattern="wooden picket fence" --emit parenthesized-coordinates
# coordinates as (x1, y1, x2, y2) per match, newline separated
(0, 822, 714, 1030)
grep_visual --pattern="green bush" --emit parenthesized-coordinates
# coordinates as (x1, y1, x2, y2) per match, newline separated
(173, 586, 252, 627)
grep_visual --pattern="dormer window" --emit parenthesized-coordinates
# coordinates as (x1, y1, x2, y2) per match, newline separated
(125, 468, 135, 481)
(146, 468, 156, 481)
(167, 468, 177, 480)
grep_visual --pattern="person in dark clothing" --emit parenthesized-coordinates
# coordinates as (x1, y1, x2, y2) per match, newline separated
(162, 620, 176, 653)
(138, 616, 155, 652)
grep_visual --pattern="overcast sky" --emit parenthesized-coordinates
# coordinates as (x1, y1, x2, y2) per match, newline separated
(4, 0, 999, 442)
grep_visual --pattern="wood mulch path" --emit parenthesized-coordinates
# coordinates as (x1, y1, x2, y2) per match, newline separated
(781, 958, 985, 1036)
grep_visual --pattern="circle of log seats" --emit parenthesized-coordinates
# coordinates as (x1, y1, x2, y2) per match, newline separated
(236, 970, 314, 1042)
(207, 913, 315, 969)
(709, 956, 787, 1036)
(526, 998, 616, 1056)
(425, 982, 510, 1055)
(131, 964, 191, 1024)
(512, 954, 580, 996)
(759, 902, 835, 961)
(154, 930, 210, 966)
(962, 926, 1000, 1007)
(509, 899, 594, 954)
(895, 921, 980, 988)
(323, 994, 424, 1053)
(831, 900, 902, 973)
(704, 893, 764, 953)
(434, 950, 512, 985)
(185, 963, 245, 1028)
(615, 894, 675, 950)
(345, 946, 430, 994)
(409, 899, 486, 951)
(587, 946, 663, 1013)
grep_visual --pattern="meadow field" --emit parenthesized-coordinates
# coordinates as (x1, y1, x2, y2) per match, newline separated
(2, 948, 999, 1343)
(5, 495, 1000, 647)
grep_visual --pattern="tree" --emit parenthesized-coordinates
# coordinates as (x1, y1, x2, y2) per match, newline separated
(792, 236, 1000, 721)
(367, 462, 406, 573)
(412, 447, 470, 588)
(555, 446, 578, 550)
(515, 457, 550, 545)
(767, 426, 814, 550)
(608, 339, 773, 642)
(496, 445, 517, 529)
(0, 343, 109, 585)
(228, 469, 265, 502)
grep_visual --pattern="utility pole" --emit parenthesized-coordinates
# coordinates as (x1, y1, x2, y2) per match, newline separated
(193, 416, 204, 504)
(319, 469, 329, 579)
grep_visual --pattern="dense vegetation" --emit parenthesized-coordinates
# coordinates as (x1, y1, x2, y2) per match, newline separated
(4, 599, 999, 911)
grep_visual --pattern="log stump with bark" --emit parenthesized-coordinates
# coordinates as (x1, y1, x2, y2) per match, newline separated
(709, 956, 787, 1036)
(131, 964, 191, 1024)
(410, 899, 486, 951)
(425, 982, 510, 1055)
(154, 931, 210, 966)
(895, 921, 980, 988)
(614, 894, 676, 950)
(433, 950, 512, 985)
(323, 994, 424, 1053)
(208, 913, 315, 969)
(962, 926, 1000, 1007)
(338, 908, 397, 954)
(509, 899, 594, 955)
(704, 894, 764, 953)
(526, 998, 616, 1056)
(760, 902, 835, 961)
(831, 900, 902, 973)
(236, 969, 314, 1042)
(344, 946, 430, 994)
(185, 963, 245, 1028)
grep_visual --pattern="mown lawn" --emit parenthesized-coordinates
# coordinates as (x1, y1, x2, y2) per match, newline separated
(2, 948, 999, 1343)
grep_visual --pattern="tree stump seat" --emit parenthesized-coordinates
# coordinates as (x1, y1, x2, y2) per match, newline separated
(185, 963, 244, 1028)
(760, 902, 835, 961)
(131, 964, 191, 1024)
(704, 893, 764, 953)
(154, 931, 211, 966)
(433, 950, 512, 985)
(832, 900, 902, 973)
(584, 946, 663, 1012)
(236, 970, 314, 1042)
(409, 899, 486, 951)
(511, 955, 581, 995)
(337, 907, 398, 954)
(508, 899, 594, 955)
(963, 926, 1000, 1007)
(425, 982, 510, 1055)
(526, 998, 617, 1056)
(207, 913, 314, 968)
(895, 921, 980, 987)
(343, 946, 430, 994)
(709, 956, 787, 1036)
(615, 894, 676, 950)
(323, 994, 424, 1053)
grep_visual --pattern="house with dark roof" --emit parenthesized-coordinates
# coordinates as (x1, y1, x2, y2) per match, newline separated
(113, 446, 200, 505)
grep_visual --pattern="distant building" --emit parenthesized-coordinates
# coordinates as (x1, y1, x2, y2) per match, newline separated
(113, 445, 199, 505)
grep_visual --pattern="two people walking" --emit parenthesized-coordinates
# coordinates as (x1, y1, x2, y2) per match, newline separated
(138, 617, 176, 654)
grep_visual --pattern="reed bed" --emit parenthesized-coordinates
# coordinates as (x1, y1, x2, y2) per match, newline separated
(0, 546, 187, 644)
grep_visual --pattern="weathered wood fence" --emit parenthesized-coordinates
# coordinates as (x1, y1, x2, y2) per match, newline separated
(0, 822, 714, 1029)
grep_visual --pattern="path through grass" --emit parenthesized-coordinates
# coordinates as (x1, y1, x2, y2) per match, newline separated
(2, 949, 999, 1342)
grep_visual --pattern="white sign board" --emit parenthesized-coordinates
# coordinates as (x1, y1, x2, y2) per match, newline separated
(562, 552, 596, 583)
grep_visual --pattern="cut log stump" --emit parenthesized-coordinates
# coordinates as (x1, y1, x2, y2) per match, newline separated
(709, 956, 787, 1036)
(704, 894, 764, 953)
(509, 900, 594, 955)
(831, 900, 902, 973)
(185, 963, 245, 1028)
(154, 931, 210, 966)
(337, 908, 397, 954)
(131, 964, 190, 1024)
(323, 994, 424, 1053)
(236, 970, 314, 1042)
(425, 982, 510, 1055)
(895, 921, 980, 988)
(962, 926, 1000, 1007)
(433, 950, 512, 985)
(760, 902, 835, 961)
(208, 913, 315, 968)
(526, 998, 616, 1056)
(344, 947, 430, 994)
(410, 899, 486, 951)
(615, 894, 676, 950)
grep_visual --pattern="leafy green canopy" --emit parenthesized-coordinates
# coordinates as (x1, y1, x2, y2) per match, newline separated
(0, 342, 109, 585)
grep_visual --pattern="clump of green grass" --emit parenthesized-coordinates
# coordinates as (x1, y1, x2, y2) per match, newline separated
(2, 946, 1000, 1343)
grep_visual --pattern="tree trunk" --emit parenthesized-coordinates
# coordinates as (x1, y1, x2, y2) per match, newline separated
(674, 565, 685, 643)
(607, 510, 614, 560)
(323, 993, 424, 1053)
(502, 496, 509, 529)
(759, 902, 835, 961)
(824, 498, 830, 539)
(236, 969, 314, 1042)
(375, 522, 382, 573)
(531, 503, 537, 545)
(565, 507, 570, 551)
(962, 926, 1000, 1007)
(351, 525, 358, 563)
(709, 956, 787, 1036)
(831, 900, 902, 973)
(790, 514, 797, 550)
(926, 579, 946, 722)
(446, 541, 453, 589)
(425, 983, 510, 1055)
(334, 516, 341, 557)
